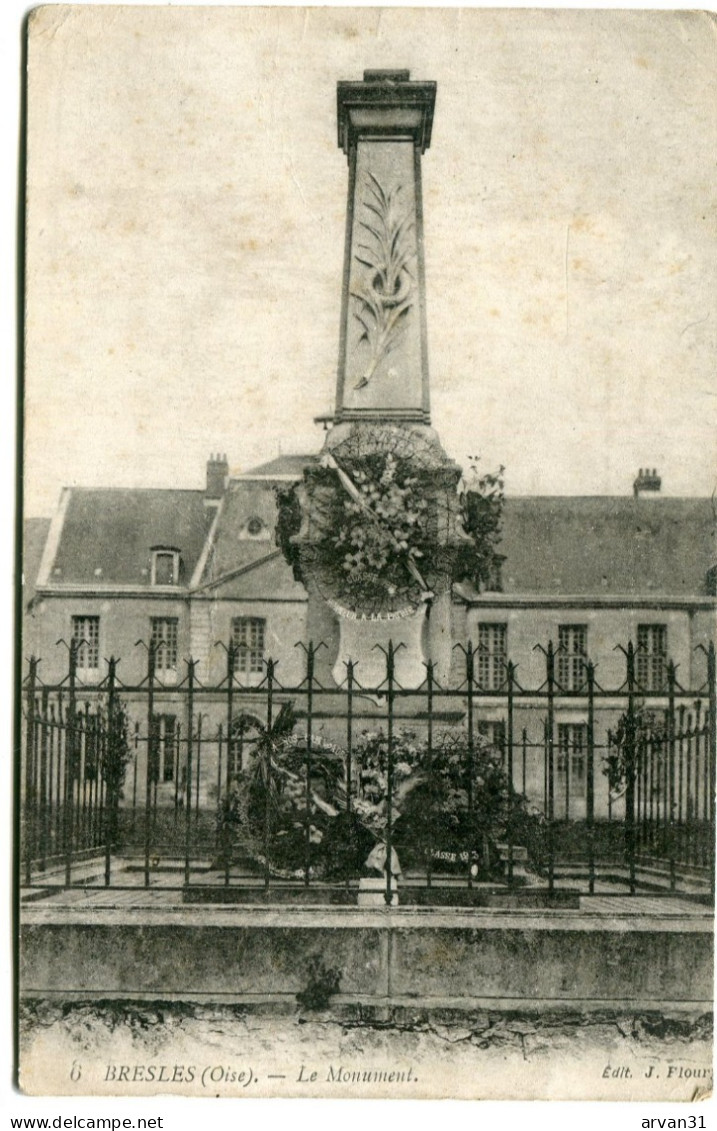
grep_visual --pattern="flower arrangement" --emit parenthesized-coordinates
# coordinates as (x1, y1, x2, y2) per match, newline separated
(455, 459, 506, 593)
(220, 707, 349, 877)
(331, 453, 431, 607)
(216, 713, 544, 882)
(603, 705, 666, 799)
(276, 449, 444, 615)
(352, 728, 424, 836)
(275, 445, 506, 614)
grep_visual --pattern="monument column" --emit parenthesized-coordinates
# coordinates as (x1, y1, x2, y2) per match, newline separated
(335, 69, 434, 424)
(292, 71, 464, 689)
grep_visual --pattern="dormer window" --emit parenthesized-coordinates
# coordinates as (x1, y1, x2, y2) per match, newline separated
(151, 547, 180, 586)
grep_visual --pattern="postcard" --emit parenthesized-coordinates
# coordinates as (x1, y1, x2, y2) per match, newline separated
(19, 6, 716, 1100)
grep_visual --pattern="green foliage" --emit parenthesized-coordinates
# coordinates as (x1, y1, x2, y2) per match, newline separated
(319, 811, 376, 881)
(456, 460, 506, 592)
(351, 728, 424, 836)
(222, 705, 348, 877)
(389, 728, 545, 875)
(99, 696, 133, 799)
(216, 787, 243, 868)
(300, 451, 435, 613)
(274, 454, 507, 607)
(214, 711, 542, 883)
(274, 484, 304, 584)
(88, 694, 133, 845)
(603, 705, 666, 797)
(332, 454, 430, 600)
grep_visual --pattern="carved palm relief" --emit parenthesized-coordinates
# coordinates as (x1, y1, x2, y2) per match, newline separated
(351, 172, 415, 389)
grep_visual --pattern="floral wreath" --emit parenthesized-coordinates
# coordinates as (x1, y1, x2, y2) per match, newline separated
(277, 441, 456, 616)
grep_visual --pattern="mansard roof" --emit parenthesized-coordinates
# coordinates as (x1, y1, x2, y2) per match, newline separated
(494, 496, 715, 598)
(40, 488, 212, 588)
(29, 468, 715, 600)
(240, 454, 317, 478)
(195, 479, 289, 590)
(23, 517, 51, 601)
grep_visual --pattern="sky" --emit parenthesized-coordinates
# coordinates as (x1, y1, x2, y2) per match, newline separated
(22, 7, 717, 514)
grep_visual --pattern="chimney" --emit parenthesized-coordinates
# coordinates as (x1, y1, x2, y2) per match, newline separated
(633, 467, 661, 499)
(206, 453, 229, 501)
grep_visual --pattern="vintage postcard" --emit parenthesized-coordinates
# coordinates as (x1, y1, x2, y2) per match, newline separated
(18, 6, 716, 1101)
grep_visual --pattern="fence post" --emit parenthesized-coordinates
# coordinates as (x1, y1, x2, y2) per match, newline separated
(24, 657, 38, 885)
(304, 642, 315, 888)
(695, 700, 704, 866)
(667, 661, 677, 892)
(174, 723, 181, 811)
(586, 660, 595, 895)
(64, 641, 78, 888)
(683, 710, 687, 868)
(216, 723, 230, 889)
(184, 659, 196, 886)
(426, 659, 434, 889)
(384, 641, 397, 907)
(506, 660, 516, 884)
(546, 641, 555, 894)
(678, 703, 686, 868)
(466, 641, 475, 891)
(39, 686, 49, 873)
(104, 656, 118, 887)
(53, 696, 62, 851)
(345, 660, 354, 816)
(264, 658, 275, 891)
(226, 642, 236, 789)
(79, 704, 89, 853)
(344, 659, 355, 893)
(195, 715, 203, 825)
(708, 642, 716, 898)
(625, 641, 637, 895)
(144, 641, 156, 888)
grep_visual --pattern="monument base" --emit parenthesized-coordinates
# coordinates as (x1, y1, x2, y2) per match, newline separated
(357, 877, 399, 907)
(330, 602, 427, 689)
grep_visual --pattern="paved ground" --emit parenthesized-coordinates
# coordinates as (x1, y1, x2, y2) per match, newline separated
(22, 875, 711, 918)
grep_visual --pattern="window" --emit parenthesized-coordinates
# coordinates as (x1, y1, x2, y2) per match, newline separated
(151, 549, 180, 586)
(150, 714, 177, 784)
(477, 623, 507, 691)
(637, 624, 667, 692)
(72, 615, 100, 671)
(557, 723, 587, 796)
(478, 719, 506, 760)
(232, 617, 266, 674)
(151, 617, 179, 672)
(558, 625, 588, 691)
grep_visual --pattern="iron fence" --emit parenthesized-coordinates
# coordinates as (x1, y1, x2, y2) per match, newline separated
(20, 638, 716, 904)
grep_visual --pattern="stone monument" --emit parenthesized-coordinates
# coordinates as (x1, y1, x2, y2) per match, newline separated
(292, 70, 465, 688)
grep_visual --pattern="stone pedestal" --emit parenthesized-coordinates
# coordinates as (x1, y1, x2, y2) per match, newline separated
(357, 877, 399, 907)
(330, 603, 428, 689)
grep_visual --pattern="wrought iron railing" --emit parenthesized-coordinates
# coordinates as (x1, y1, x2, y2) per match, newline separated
(20, 638, 716, 903)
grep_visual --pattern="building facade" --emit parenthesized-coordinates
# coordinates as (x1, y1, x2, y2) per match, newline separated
(23, 455, 717, 823)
